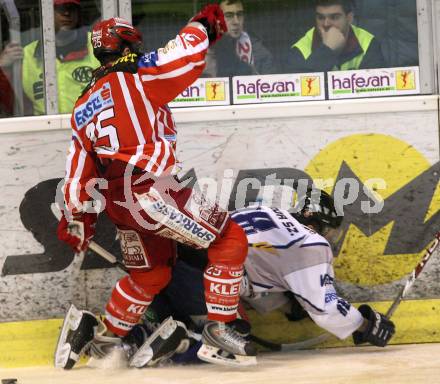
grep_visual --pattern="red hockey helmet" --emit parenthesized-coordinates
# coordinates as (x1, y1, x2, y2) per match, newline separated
(91, 17, 143, 62)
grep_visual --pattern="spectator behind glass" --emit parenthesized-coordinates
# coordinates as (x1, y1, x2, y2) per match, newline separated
(22, 0, 100, 115)
(204, 0, 275, 77)
(286, 0, 386, 73)
(0, 42, 23, 117)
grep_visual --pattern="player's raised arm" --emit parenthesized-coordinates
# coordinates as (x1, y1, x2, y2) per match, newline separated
(137, 4, 227, 105)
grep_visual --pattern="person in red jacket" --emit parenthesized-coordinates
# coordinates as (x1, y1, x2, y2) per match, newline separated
(0, 42, 23, 116)
(55, 5, 257, 370)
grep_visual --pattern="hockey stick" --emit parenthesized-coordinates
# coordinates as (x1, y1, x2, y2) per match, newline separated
(250, 332, 331, 352)
(51, 204, 128, 273)
(385, 231, 440, 319)
(88, 241, 128, 272)
(252, 231, 440, 352)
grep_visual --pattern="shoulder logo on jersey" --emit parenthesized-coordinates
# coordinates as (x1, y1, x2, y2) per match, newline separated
(139, 51, 158, 68)
(72, 66, 94, 83)
(74, 82, 114, 129)
(181, 32, 204, 48)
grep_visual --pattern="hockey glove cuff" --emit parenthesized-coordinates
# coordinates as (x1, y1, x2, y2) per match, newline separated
(352, 304, 395, 347)
(57, 212, 97, 252)
(190, 4, 227, 45)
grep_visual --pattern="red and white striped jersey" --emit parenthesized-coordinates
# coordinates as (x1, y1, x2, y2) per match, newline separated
(63, 24, 209, 213)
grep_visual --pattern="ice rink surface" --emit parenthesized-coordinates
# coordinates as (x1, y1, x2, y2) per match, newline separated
(1, 343, 440, 384)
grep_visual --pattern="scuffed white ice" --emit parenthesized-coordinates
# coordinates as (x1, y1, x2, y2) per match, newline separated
(1, 343, 440, 384)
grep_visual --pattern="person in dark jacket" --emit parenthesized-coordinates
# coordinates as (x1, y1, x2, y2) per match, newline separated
(204, 0, 275, 77)
(286, 0, 386, 73)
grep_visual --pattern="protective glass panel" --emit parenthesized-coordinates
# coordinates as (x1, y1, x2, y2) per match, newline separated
(40, 0, 101, 116)
(131, 0, 423, 104)
(132, 1, 194, 50)
(0, 1, 41, 117)
(19, 0, 101, 117)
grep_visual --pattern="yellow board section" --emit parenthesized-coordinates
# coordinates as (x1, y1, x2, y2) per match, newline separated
(335, 223, 421, 285)
(249, 299, 440, 349)
(0, 319, 61, 368)
(304, 134, 438, 286)
(1, 299, 440, 368)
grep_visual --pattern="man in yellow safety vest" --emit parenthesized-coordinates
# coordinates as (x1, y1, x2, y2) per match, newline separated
(287, 0, 386, 73)
(22, 0, 100, 115)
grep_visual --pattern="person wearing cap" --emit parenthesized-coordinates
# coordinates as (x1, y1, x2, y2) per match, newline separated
(22, 0, 100, 115)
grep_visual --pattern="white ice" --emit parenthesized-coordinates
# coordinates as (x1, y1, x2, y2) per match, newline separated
(1, 343, 440, 384)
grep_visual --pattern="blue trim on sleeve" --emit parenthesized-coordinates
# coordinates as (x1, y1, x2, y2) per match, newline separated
(251, 281, 274, 289)
(265, 235, 306, 250)
(299, 242, 330, 248)
(293, 292, 325, 313)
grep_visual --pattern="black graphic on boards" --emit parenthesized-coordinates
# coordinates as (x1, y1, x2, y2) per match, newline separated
(2, 162, 439, 276)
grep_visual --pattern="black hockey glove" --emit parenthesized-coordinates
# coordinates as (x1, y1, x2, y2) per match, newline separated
(352, 304, 395, 347)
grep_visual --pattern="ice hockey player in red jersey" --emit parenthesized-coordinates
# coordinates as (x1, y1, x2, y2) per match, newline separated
(55, 4, 256, 369)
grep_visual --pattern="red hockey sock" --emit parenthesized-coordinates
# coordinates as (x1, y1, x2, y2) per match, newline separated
(104, 275, 154, 336)
(204, 263, 244, 323)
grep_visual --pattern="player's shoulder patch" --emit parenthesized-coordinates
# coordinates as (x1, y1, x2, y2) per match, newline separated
(138, 51, 159, 68)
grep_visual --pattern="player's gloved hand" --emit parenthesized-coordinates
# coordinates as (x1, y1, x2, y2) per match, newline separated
(190, 4, 227, 45)
(352, 304, 395, 347)
(57, 212, 97, 252)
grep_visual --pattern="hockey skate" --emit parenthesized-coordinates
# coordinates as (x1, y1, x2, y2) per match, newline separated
(197, 321, 257, 367)
(87, 321, 127, 369)
(54, 304, 99, 369)
(125, 316, 189, 368)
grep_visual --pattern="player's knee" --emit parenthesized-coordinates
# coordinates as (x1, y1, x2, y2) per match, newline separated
(129, 265, 172, 296)
(208, 221, 248, 265)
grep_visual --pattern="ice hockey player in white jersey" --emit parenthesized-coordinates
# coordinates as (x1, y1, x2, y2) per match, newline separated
(231, 190, 394, 343)
(144, 189, 395, 365)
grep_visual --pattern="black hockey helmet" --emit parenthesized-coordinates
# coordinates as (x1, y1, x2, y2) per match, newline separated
(291, 189, 342, 235)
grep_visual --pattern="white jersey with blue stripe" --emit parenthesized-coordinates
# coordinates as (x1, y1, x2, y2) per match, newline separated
(231, 206, 363, 340)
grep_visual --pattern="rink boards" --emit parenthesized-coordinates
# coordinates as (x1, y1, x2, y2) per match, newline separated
(0, 95, 439, 367)
(1, 299, 439, 368)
